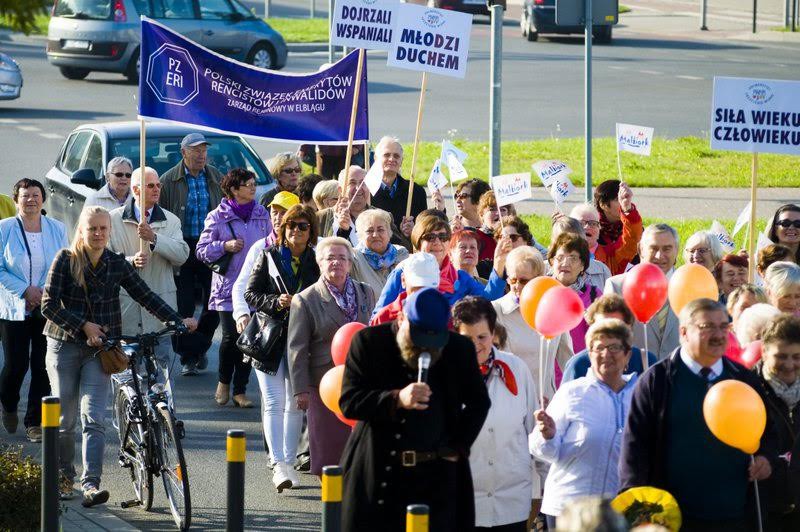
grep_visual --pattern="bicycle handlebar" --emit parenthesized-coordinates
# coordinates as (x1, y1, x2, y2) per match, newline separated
(99, 321, 189, 351)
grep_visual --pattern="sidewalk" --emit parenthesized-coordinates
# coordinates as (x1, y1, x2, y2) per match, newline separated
(60, 498, 142, 532)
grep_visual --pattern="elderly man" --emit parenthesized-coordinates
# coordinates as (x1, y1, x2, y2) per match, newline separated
(340, 287, 491, 532)
(84, 157, 132, 210)
(620, 298, 776, 532)
(109, 167, 192, 397)
(317, 166, 411, 250)
(604, 224, 680, 360)
(159, 132, 223, 376)
(370, 136, 427, 239)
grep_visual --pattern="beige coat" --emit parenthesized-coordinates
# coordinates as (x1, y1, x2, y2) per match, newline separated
(108, 199, 189, 336)
(84, 183, 129, 212)
(287, 277, 375, 393)
(350, 245, 409, 299)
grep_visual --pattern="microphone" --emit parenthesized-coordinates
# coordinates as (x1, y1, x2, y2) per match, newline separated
(418, 352, 431, 383)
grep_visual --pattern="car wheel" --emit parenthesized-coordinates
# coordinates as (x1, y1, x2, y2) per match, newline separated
(247, 43, 275, 70)
(125, 48, 140, 84)
(593, 25, 612, 44)
(59, 67, 90, 80)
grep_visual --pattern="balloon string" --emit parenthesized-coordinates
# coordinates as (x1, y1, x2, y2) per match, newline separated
(642, 320, 649, 372)
(539, 335, 545, 407)
(751, 455, 764, 532)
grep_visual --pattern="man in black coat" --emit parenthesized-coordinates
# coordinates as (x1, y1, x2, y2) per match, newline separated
(339, 288, 490, 532)
(620, 298, 778, 532)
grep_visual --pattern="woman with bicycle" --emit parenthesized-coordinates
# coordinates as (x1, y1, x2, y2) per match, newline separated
(237, 204, 320, 491)
(41, 206, 196, 507)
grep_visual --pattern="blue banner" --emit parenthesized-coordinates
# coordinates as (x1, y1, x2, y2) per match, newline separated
(138, 17, 369, 144)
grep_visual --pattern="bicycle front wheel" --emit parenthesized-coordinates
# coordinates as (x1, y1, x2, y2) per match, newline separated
(155, 406, 191, 531)
(116, 389, 153, 510)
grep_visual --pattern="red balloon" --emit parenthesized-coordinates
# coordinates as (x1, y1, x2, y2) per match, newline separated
(622, 263, 668, 323)
(534, 286, 585, 338)
(336, 411, 357, 428)
(740, 340, 763, 369)
(331, 322, 366, 366)
(725, 331, 745, 365)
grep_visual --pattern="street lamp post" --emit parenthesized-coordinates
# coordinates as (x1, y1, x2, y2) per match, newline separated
(489, 2, 503, 178)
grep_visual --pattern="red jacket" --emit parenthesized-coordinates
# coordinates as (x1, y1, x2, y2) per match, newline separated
(595, 205, 643, 275)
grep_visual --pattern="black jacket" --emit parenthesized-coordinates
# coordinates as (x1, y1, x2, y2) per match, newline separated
(243, 245, 319, 372)
(370, 174, 428, 230)
(339, 323, 491, 532)
(620, 348, 779, 492)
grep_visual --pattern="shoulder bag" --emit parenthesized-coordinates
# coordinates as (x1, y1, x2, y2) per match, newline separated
(206, 221, 236, 275)
(81, 284, 128, 375)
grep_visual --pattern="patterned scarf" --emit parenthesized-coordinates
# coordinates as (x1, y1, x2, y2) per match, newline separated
(324, 276, 358, 322)
(356, 242, 397, 271)
(764, 368, 800, 410)
(569, 272, 588, 293)
(479, 349, 518, 396)
(599, 209, 623, 245)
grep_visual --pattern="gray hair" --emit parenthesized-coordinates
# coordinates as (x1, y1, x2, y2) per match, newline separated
(641, 223, 679, 249)
(355, 208, 393, 237)
(375, 135, 403, 157)
(764, 261, 800, 299)
(506, 246, 545, 278)
(315, 236, 354, 266)
(267, 152, 302, 177)
(585, 318, 634, 353)
(131, 166, 158, 188)
(726, 284, 767, 316)
(106, 156, 133, 174)
(735, 303, 782, 344)
(683, 230, 724, 266)
(678, 298, 726, 327)
(551, 216, 585, 243)
(569, 203, 599, 221)
(312, 180, 339, 210)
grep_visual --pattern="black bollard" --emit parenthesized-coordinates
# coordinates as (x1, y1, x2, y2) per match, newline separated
(41, 396, 60, 532)
(406, 504, 429, 532)
(321, 465, 342, 532)
(226, 429, 245, 532)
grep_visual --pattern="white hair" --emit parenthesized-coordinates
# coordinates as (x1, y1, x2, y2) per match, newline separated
(312, 180, 339, 209)
(131, 166, 158, 188)
(355, 208, 393, 237)
(106, 156, 133, 174)
(375, 135, 403, 156)
(764, 261, 800, 299)
(641, 223, 679, 249)
(735, 303, 782, 345)
(337, 165, 366, 189)
(506, 246, 545, 278)
(683, 230, 724, 266)
(315, 236, 354, 265)
(569, 203, 599, 221)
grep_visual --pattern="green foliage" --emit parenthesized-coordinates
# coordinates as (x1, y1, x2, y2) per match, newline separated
(265, 17, 329, 43)
(0, 0, 48, 34)
(0, 446, 42, 531)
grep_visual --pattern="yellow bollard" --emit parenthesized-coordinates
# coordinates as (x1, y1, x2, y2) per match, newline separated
(321, 465, 342, 532)
(41, 396, 60, 532)
(406, 504, 429, 532)
(226, 429, 246, 532)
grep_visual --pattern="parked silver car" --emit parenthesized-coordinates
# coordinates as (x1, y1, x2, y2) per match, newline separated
(44, 121, 276, 230)
(46, 0, 287, 82)
(0, 53, 23, 100)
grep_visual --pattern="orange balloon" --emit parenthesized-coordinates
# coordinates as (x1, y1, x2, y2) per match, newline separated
(320, 366, 345, 417)
(667, 264, 719, 316)
(519, 276, 561, 330)
(703, 380, 766, 454)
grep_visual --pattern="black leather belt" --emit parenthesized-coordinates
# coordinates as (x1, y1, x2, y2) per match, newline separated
(400, 450, 438, 467)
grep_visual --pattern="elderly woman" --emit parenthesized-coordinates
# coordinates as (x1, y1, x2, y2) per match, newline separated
(374, 214, 510, 314)
(41, 206, 194, 505)
(453, 297, 538, 532)
(0, 179, 68, 442)
(287, 237, 375, 476)
(196, 168, 272, 408)
(570, 202, 642, 276)
(260, 152, 303, 208)
(83, 157, 132, 210)
(530, 319, 637, 529)
(312, 179, 339, 211)
(768, 204, 800, 264)
(714, 253, 749, 301)
(765, 261, 800, 316)
(451, 229, 486, 285)
(735, 303, 782, 346)
(550, 216, 611, 291)
(726, 284, 768, 363)
(682, 230, 724, 272)
(548, 233, 601, 353)
(235, 205, 320, 492)
(350, 208, 409, 297)
(753, 315, 800, 530)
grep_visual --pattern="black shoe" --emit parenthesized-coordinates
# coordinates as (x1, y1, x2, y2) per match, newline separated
(2, 410, 18, 434)
(181, 363, 198, 376)
(196, 353, 208, 371)
(82, 486, 110, 508)
(294, 455, 311, 472)
(175, 419, 185, 440)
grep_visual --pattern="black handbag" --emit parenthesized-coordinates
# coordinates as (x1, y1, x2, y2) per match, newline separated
(206, 221, 236, 275)
(236, 311, 285, 375)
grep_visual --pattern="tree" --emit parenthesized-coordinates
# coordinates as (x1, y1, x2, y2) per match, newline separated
(0, 0, 47, 34)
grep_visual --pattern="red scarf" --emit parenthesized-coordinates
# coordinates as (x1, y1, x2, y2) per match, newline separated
(479, 352, 518, 396)
(438, 255, 458, 294)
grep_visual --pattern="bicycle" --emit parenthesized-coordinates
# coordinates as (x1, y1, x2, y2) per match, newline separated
(106, 322, 192, 531)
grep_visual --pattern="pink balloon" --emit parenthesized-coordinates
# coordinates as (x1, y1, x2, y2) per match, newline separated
(724, 331, 745, 365)
(622, 263, 668, 323)
(740, 340, 763, 369)
(534, 286, 585, 338)
(331, 322, 366, 366)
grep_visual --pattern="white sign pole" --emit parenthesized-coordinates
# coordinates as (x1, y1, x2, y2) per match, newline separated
(139, 118, 147, 255)
(748, 153, 759, 282)
(616, 123, 623, 181)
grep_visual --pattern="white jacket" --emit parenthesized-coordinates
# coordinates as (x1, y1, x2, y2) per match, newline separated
(470, 349, 538, 528)
(108, 200, 189, 336)
(84, 183, 129, 212)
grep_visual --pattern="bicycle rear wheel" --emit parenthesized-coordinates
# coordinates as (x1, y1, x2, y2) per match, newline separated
(115, 389, 153, 510)
(155, 406, 191, 531)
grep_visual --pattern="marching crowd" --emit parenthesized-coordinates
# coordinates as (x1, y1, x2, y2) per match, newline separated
(1, 131, 800, 531)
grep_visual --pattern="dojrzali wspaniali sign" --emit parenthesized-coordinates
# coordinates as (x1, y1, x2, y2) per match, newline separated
(711, 76, 800, 156)
(388, 3, 472, 79)
(332, 0, 398, 50)
(138, 17, 369, 144)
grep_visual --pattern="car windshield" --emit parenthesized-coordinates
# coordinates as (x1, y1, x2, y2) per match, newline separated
(108, 135, 272, 186)
(53, 0, 112, 19)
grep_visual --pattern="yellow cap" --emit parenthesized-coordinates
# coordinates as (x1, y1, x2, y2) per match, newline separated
(268, 191, 300, 211)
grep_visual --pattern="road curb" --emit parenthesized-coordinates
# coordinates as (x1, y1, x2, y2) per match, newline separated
(733, 30, 800, 42)
(288, 42, 333, 53)
(60, 495, 143, 531)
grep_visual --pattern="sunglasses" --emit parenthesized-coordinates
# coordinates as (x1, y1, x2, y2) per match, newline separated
(282, 167, 302, 174)
(111, 172, 132, 178)
(144, 183, 162, 190)
(421, 232, 450, 243)
(506, 234, 523, 242)
(287, 221, 310, 231)
(454, 193, 470, 200)
(776, 219, 800, 229)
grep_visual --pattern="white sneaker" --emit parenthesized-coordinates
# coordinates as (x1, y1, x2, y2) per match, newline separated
(272, 462, 292, 493)
(286, 463, 300, 488)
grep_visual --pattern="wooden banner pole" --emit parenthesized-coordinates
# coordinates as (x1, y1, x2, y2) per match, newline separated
(747, 152, 759, 283)
(343, 48, 366, 177)
(406, 72, 429, 218)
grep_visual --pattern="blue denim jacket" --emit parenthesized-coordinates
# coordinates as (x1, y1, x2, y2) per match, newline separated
(0, 215, 68, 320)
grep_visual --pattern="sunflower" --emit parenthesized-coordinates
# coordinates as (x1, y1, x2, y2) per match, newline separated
(611, 486, 682, 532)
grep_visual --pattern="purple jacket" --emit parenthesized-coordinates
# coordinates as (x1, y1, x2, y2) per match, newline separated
(196, 199, 272, 311)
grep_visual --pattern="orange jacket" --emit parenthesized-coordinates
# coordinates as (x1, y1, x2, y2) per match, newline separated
(595, 206, 643, 275)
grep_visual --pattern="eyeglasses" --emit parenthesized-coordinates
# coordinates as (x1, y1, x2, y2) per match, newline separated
(287, 221, 310, 232)
(692, 322, 730, 334)
(281, 167, 302, 174)
(688, 247, 710, 256)
(454, 192, 470, 200)
(591, 343, 625, 355)
(238, 182, 257, 189)
(506, 234, 523, 243)
(553, 254, 581, 265)
(776, 219, 800, 229)
(581, 220, 600, 229)
(508, 276, 532, 286)
(144, 183, 162, 190)
(111, 172, 132, 178)
(365, 227, 387, 235)
(421, 232, 450, 243)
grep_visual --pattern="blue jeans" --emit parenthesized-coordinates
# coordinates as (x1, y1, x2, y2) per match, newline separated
(45, 338, 110, 489)
(254, 353, 302, 465)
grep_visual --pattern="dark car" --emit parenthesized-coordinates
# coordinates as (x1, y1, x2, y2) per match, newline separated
(410, 0, 505, 16)
(521, 0, 613, 43)
(44, 121, 275, 230)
